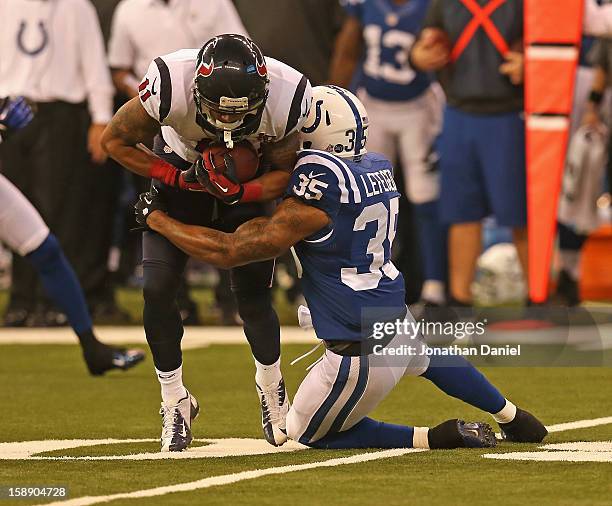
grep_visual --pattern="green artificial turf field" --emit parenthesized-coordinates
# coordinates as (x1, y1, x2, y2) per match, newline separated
(0, 341, 611, 506)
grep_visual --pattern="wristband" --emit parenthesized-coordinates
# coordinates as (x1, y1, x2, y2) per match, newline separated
(150, 158, 180, 187)
(240, 182, 263, 203)
(589, 90, 604, 105)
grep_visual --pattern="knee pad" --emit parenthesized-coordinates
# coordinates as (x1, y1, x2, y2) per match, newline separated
(142, 261, 182, 307)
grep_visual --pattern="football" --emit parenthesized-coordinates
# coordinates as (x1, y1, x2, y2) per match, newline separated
(203, 140, 260, 183)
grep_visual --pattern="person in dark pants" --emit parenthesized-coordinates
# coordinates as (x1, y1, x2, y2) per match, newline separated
(0, 0, 117, 326)
(102, 35, 312, 451)
(107, 0, 249, 325)
(410, 0, 526, 308)
(557, 35, 612, 306)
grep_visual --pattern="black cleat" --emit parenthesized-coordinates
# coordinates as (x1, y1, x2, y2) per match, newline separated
(499, 408, 548, 443)
(429, 419, 497, 449)
(83, 343, 145, 376)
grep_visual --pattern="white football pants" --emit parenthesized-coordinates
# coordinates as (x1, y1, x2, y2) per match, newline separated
(0, 173, 49, 256)
(286, 314, 430, 445)
(358, 84, 444, 204)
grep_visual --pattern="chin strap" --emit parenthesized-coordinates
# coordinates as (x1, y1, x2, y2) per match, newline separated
(223, 130, 234, 149)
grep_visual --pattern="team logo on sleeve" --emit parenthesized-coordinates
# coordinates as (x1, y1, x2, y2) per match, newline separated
(293, 172, 329, 200)
(138, 78, 151, 102)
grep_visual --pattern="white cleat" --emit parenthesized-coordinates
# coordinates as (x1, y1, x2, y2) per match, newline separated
(159, 390, 200, 452)
(256, 378, 290, 446)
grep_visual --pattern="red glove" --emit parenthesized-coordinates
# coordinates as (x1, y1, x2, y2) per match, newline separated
(196, 150, 245, 205)
(150, 158, 205, 191)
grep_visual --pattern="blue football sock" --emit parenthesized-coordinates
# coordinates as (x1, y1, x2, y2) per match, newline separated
(421, 354, 506, 414)
(26, 234, 95, 342)
(414, 200, 447, 283)
(304, 417, 414, 449)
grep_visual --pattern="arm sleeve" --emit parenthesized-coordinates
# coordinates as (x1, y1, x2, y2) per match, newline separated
(584, 0, 612, 36)
(77, 0, 114, 124)
(285, 157, 343, 220)
(108, 3, 135, 70)
(340, 0, 363, 20)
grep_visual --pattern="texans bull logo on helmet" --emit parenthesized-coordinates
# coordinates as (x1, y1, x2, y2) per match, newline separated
(197, 58, 214, 78)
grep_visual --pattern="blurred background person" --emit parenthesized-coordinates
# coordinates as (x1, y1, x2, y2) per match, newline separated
(329, 0, 448, 310)
(109, 0, 247, 99)
(233, 0, 345, 86)
(410, 0, 526, 308)
(107, 0, 248, 325)
(0, 0, 117, 327)
(556, 33, 612, 306)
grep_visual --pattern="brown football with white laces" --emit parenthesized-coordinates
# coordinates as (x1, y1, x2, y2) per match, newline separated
(202, 140, 259, 183)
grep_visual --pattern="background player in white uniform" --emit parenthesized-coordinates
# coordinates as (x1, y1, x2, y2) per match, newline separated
(134, 85, 547, 450)
(331, 0, 447, 309)
(0, 96, 144, 375)
(108, 0, 248, 98)
(102, 35, 312, 451)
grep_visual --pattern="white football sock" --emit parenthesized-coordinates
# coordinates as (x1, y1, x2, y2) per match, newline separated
(492, 399, 517, 424)
(155, 364, 187, 405)
(421, 280, 445, 305)
(254, 356, 282, 387)
(412, 426, 430, 449)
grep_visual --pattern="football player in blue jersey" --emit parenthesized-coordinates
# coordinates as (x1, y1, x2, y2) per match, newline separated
(134, 86, 547, 450)
(331, 0, 448, 310)
(0, 96, 145, 375)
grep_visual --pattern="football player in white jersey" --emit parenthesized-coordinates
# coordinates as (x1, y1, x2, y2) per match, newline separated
(102, 35, 312, 451)
(0, 96, 145, 375)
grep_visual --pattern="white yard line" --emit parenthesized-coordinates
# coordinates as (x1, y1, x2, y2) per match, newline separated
(22, 415, 612, 505)
(0, 326, 318, 347)
(495, 415, 612, 440)
(38, 449, 423, 506)
(2, 322, 610, 348)
(546, 416, 612, 433)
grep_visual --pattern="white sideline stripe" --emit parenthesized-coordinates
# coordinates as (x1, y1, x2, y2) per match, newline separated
(494, 415, 612, 440)
(38, 449, 422, 506)
(546, 416, 612, 433)
(0, 326, 319, 347)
